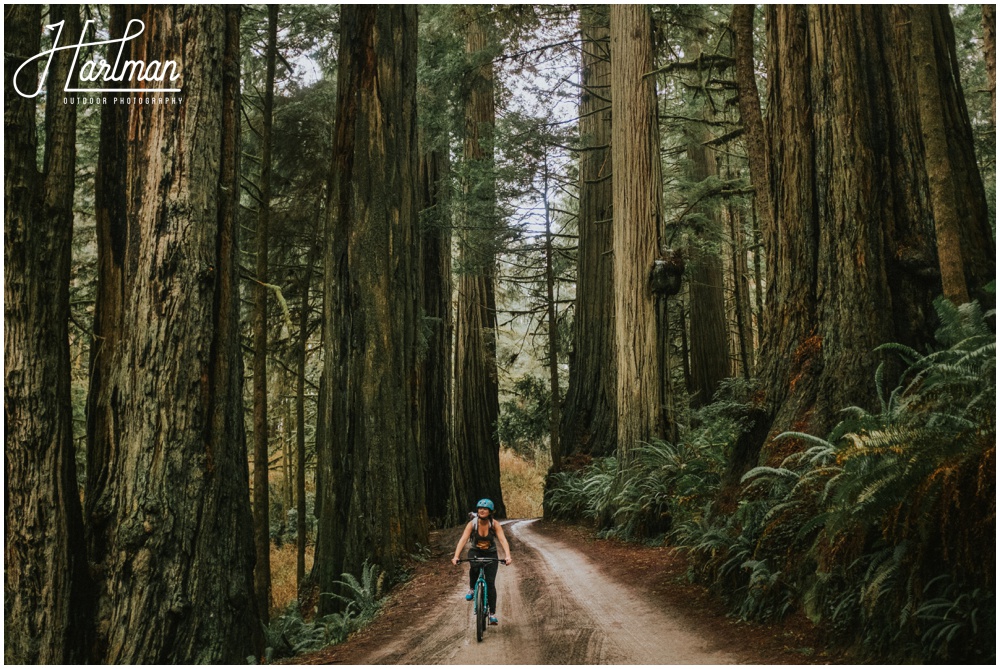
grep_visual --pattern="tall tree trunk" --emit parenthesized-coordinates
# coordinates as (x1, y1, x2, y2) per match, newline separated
(541, 159, 562, 470)
(86, 7, 260, 662)
(984, 4, 996, 128)
(753, 5, 896, 467)
(559, 4, 616, 461)
(88, 5, 131, 543)
(315, 5, 426, 612)
(686, 133, 730, 407)
(5, 6, 91, 663)
(684, 24, 730, 408)
(911, 5, 994, 307)
(417, 142, 456, 527)
(453, 6, 506, 517)
(252, 2, 278, 622)
(750, 200, 764, 351)
(730, 4, 774, 240)
(296, 208, 321, 588)
(610, 4, 664, 464)
(730, 5, 994, 483)
(727, 200, 754, 379)
(911, 6, 968, 305)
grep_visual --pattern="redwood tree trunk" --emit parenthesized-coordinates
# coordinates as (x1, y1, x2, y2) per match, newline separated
(5, 6, 91, 663)
(86, 7, 260, 662)
(911, 6, 968, 305)
(252, 2, 278, 622)
(559, 4, 617, 460)
(610, 4, 664, 463)
(686, 134, 730, 407)
(315, 5, 427, 611)
(417, 144, 456, 527)
(731, 4, 774, 240)
(734, 5, 994, 480)
(909, 5, 994, 307)
(452, 7, 506, 517)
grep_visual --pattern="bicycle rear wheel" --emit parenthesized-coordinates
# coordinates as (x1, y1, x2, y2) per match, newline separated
(475, 582, 486, 642)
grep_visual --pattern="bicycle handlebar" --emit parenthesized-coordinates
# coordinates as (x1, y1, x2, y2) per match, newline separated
(456, 557, 507, 565)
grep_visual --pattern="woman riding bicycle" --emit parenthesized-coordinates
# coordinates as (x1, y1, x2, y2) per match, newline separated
(451, 498, 512, 625)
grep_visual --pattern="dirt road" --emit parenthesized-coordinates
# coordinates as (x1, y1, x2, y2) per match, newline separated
(337, 519, 737, 664)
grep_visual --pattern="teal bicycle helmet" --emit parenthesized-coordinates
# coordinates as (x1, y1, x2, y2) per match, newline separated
(476, 498, 495, 512)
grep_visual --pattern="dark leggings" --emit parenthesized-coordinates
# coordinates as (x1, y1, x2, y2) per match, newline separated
(468, 549, 499, 614)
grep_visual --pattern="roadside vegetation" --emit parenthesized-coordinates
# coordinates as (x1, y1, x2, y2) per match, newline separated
(546, 298, 996, 664)
(255, 562, 387, 663)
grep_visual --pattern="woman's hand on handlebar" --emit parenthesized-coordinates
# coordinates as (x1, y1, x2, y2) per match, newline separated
(451, 556, 459, 566)
(504, 556, 512, 566)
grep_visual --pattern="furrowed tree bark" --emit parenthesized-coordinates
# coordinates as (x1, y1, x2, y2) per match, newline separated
(88, 4, 130, 539)
(728, 5, 994, 485)
(86, 7, 260, 662)
(559, 4, 617, 461)
(453, 6, 506, 517)
(752, 5, 896, 469)
(252, 2, 278, 623)
(5, 6, 91, 663)
(417, 142, 456, 527)
(727, 200, 754, 378)
(315, 5, 427, 613)
(610, 4, 664, 465)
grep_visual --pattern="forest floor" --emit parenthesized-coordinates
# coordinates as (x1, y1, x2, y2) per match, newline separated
(287, 518, 851, 665)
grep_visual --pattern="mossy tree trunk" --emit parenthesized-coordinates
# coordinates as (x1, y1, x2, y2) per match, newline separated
(910, 5, 994, 306)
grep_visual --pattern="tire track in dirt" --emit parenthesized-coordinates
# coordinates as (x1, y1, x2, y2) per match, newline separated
(344, 519, 737, 664)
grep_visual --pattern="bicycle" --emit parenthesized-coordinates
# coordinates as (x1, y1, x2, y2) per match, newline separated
(457, 556, 504, 642)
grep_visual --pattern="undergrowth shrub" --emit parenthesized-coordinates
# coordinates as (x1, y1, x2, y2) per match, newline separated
(546, 296, 995, 663)
(609, 440, 725, 542)
(251, 561, 387, 663)
(678, 297, 995, 662)
(545, 456, 616, 522)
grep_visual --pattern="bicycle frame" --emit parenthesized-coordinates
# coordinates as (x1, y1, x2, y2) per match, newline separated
(458, 557, 503, 642)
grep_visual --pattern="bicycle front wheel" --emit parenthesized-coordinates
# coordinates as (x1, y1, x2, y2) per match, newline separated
(475, 582, 486, 642)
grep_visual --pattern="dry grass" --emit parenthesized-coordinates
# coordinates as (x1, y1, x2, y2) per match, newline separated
(266, 450, 543, 612)
(270, 542, 314, 613)
(500, 447, 549, 518)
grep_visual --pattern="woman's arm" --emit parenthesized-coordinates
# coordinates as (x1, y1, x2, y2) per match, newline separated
(495, 523, 513, 565)
(452, 521, 474, 564)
